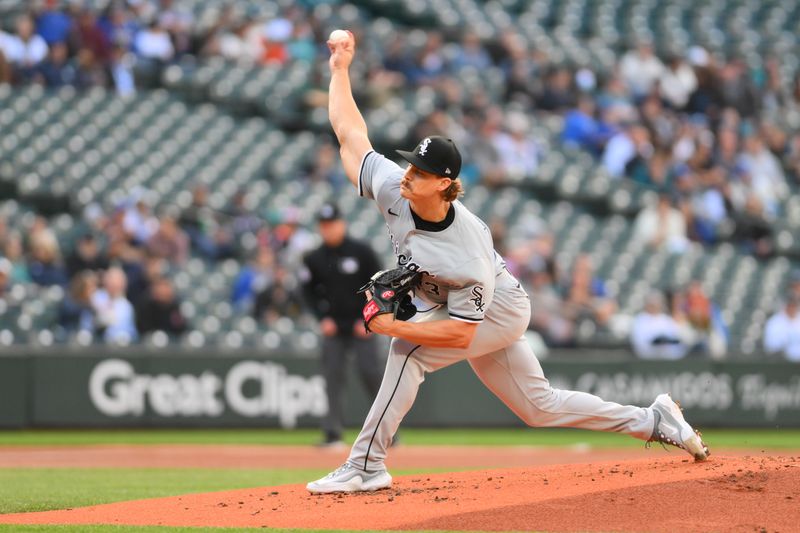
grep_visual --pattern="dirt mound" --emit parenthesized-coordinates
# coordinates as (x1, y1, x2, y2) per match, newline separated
(1, 455, 797, 532)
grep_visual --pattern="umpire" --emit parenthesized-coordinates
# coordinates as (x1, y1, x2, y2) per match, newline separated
(300, 202, 384, 447)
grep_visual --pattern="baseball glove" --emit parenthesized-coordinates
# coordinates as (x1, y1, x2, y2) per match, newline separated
(358, 267, 422, 332)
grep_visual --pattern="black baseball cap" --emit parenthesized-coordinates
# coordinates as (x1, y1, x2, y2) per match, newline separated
(396, 135, 462, 178)
(317, 202, 341, 222)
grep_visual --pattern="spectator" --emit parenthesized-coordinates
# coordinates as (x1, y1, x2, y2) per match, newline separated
(73, 47, 108, 88)
(451, 33, 491, 72)
(231, 246, 275, 312)
(789, 269, 800, 301)
(104, 237, 146, 302)
(109, 43, 136, 97)
(563, 254, 618, 330)
(126, 0, 158, 28)
(730, 193, 773, 257)
(634, 193, 689, 252)
(596, 74, 638, 125)
(35, 41, 77, 87)
(784, 133, 800, 185)
(410, 31, 446, 85)
(92, 266, 137, 344)
(178, 185, 234, 260)
(66, 233, 109, 279)
(56, 270, 98, 340)
(28, 231, 68, 287)
(204, 18, 249, 61)
(35, 0, 73, 46)
(301, 141, 348, 190)
(669, 281, 728, 358)
(286, 19, 315, 63)
(157, 0, 194, 57)
(631, 290, 691, 359)
(602, 123, 652, 178)
(254, 266, 304, 326)
(0, 258, 11, 299)
(72, 9, 111, 65)
(127, 252, 165, 307)
(0, 38, 10, 83)
(717, 58, 759, 118)
(619, 40, 664, 99)
(2, 232, 31, 284)
(712, 127, 740, 180)
(461, 106, 505, 187)
(640, 94, 678, 152)
(135, 276, 187, 336)
(134, 19, 174, 75)
(525, 264, 576, 347)
(561, 95, 609, 154)
(223, 190, 263, 251)
(763, 294, 800, 362)
(659, 54, 698, 110)
(490, 112, 540, 181)
(536, 66, 576, 111)
(179, 184, 214, 255)
(267, 207, 314, 268)
(98, 4, 139, 51)
(382, 34, 416, 83)
(736, 134, 788, 217)
(146, 214, 189, 265)
(259, 17, 291, 65)
(123, 198, 159, 245)
(1, 15, 49, 82)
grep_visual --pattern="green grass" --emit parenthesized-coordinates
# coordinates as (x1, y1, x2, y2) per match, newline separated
(0, 468, 321, 514)
(0, 528, 466, 533)
(0, 427, 798, 448)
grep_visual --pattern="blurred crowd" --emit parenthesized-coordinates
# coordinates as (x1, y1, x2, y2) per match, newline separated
(375, 35, 800, 257)
(0, 0, 325, 94)
(1, 0, 799, 359)
(0, 183, 316, 345)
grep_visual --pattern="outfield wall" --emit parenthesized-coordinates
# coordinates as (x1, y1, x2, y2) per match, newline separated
(1, 351, 799, 428)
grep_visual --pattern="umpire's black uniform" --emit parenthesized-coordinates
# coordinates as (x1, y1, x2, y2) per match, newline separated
(301, 203, 384, 445)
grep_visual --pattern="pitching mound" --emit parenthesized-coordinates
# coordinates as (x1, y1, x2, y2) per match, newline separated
(1, 455, 798, 532)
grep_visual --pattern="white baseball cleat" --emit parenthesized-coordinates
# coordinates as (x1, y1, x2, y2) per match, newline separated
(306, 463, 392, 494)
(648, 393, 709, 462)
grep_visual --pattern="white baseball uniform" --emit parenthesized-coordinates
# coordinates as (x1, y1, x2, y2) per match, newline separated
(347, 150, 655, 472)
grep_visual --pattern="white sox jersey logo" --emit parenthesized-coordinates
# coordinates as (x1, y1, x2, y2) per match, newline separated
(418, 138, 431, 156)
(470, 286, 485, 313)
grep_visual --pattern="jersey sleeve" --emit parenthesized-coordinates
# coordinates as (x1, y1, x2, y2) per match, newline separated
(446, 259, 495, 323)
(358, 150, 403, 210)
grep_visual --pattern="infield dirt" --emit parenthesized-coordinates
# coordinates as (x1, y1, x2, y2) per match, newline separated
(0, 447, 798, 532)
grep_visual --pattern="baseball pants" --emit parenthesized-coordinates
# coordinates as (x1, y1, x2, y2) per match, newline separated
(347, 276, 655, 472)
(322, 334, 383, 442)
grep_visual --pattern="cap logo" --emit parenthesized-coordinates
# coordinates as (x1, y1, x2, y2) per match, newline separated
(418, 137, 431, 156)
(445, 168, 451, 174)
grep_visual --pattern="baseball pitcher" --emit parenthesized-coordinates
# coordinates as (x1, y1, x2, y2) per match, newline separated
(307, 30, 709, 494)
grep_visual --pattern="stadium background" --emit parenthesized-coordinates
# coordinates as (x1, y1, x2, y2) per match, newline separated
(0, 2, 799, 532)
(0, 0, 799, 432)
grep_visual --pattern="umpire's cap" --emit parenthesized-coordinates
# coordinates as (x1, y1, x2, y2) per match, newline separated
(317, 202, 342, 222)
(396, 135, 462, 179)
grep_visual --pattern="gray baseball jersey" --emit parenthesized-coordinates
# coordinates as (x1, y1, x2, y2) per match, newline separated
(346, 149, 655, 473)
(359, 150, 517, 323)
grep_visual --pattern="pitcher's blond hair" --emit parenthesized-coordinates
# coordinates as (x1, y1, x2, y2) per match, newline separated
(442, 178, 464, 202)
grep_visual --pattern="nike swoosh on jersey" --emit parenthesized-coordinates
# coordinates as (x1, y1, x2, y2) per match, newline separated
(387, 208, 399, 216)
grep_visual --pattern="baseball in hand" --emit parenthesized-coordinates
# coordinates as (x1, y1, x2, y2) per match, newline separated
(329, 29, 350, 43)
